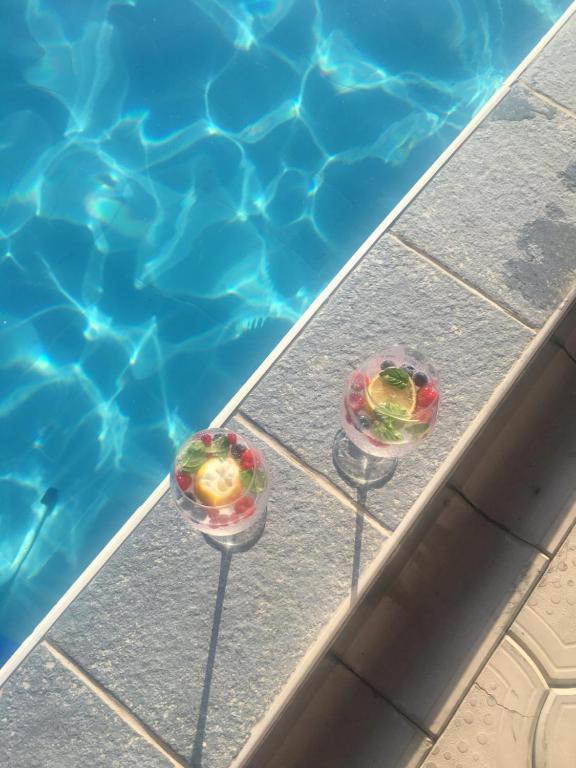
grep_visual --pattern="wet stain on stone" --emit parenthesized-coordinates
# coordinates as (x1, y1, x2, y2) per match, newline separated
(506, 216, 576, 310)
(491, 91, 555, 123)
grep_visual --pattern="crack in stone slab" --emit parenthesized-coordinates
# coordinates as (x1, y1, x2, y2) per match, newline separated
(474, 682, 535, 720)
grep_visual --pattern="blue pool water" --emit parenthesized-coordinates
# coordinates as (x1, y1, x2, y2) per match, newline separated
(0, 0, 571, 663)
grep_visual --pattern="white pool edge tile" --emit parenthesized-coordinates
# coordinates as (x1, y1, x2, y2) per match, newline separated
(2, 0, 576, 691)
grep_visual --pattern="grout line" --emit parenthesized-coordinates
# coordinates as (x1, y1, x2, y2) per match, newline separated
(42, 640, 189, 768)
(552, 337, 576, 365)
(504, 632, 555, 687)
(522, 81, 576, 121)
(234, 411, 393, 537)
(329, 652, 436, 742)
(388, 233, 538, 333)
(448, 484, 551, 559)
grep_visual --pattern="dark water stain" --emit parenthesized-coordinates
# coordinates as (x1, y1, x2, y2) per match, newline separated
(545, 202, 566, 220)
(559, 162, 576, 193)
(506, 216, 576, 310)
(491, 91, 555, 122)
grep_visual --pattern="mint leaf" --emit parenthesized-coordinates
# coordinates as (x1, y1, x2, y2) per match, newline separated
(180, 453, 206, 473)
(380, 367, 410, 389)
(240, 468, 267, 493)
(375, 401, 409, 419)
(179, 440, 207, 472)
(209, 435, 229, 459)
(185, 440, 205, 455)
(371, 417, 403, 443)
(407, 422, 430, 438)
(252, 469, 267, 493)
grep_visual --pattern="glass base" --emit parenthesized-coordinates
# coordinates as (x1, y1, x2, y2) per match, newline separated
(332, 430, 398, 489)
(203, 506, 268, 553)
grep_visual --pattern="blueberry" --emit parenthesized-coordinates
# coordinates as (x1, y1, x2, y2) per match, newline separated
(414, 372, 428, 387)
(231, 444, 247, 459)
(359, 415, 371, 429)
(402, 364, 416, 377)
(380, 359, 394, 370)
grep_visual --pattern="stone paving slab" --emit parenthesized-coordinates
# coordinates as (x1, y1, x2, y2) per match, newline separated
(452, 343, 576, 554)
(332, 489, 547, 735)
(0, 644, 172, 768)
(534, 689, 576, 768)
(523, 13, 576, 113)
(510, 522, 576, 685)
(421, 636, 548, 768)
(250, 655, 431, 768)
(240, 234, 531, 530)
(46, 420, 385, 767)
(392, 86, 576, 328)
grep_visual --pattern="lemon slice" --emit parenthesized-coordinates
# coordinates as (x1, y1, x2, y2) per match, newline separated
(195, 457, 242, 507)
(366, 371, 416, 417)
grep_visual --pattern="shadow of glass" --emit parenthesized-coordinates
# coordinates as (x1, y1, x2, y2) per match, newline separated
(190, 508, 268, 766)
(332, 432, 396, 602)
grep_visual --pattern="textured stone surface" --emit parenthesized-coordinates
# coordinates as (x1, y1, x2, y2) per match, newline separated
(421, 637, 548, 768)
(48, 421, 385, 767)
(333, 489, 547, 734)
(523, 13, 576, 113)
(511, 523, 576, 684)
(240, 235, 531, 529)
(251, 655, 431, 768)
(0, 645, 171, 768)
(453, 343, 576, 553)
(393, 86, 576, 327)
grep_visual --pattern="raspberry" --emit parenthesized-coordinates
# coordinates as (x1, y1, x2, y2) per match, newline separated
(199, 433, 212, 446)
(348, 393, 364, 412)
(227, 432, 237, 445)
(175, 470, 191, 491)
(234, 496, 255, 517)
(240, 449, 255, 469)
(351, 372, 367, 391)
(416, 385, 438, 409)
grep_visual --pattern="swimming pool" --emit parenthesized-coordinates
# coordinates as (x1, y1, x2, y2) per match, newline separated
(0, 0, 571, 663)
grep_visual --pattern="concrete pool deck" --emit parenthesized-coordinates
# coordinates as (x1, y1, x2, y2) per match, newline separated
(2, 5, 576, 768)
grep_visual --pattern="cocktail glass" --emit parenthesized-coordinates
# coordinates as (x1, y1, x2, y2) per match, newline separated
(171, 428, 269, 537)
(333, 345, 440, 486)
